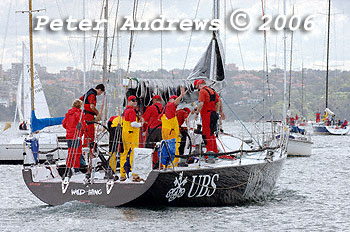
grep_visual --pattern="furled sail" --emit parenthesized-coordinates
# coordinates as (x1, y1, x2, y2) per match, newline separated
(187, 32, 226, 91)
(31, 111, 64, 133)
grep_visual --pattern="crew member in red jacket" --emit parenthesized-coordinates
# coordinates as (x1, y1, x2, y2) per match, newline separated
(194, 79, 225, 153)
(79, 84, 105, 147)
(62, 99, 87, 171)
(142, 95, 163, 149)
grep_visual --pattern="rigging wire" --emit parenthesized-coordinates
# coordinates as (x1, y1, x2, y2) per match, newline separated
(181, 0, 201, 76)
(160, 0, 163, 77)
(229, 0, 245, 70)
(129, 0, 148, 59)
(1, 1, 12, 66)
(124, 0, 139, 78)
(221, 97, 261, 147)
(288, 6, 295, 111)
(91, 0, 105, 64)
(55, 0, 79, 68)
(108, 0, 120, 73)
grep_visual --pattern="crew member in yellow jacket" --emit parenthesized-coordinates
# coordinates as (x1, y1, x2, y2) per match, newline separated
(120, 95, 141, 181)
(161, 86, 187, 166)
(107, 115, 123, 173)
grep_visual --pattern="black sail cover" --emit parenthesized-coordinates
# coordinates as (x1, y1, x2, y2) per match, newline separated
(127, 32, 226, 105)
(187, 32, 226, 90)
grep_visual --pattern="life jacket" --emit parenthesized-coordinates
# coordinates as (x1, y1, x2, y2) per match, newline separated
(201, 86, 218, 114)
(81, 88, 97, 115)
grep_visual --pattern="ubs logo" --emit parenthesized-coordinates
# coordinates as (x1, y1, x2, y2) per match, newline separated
(166, 172, 219, 202)
(188, 174, 219, 198)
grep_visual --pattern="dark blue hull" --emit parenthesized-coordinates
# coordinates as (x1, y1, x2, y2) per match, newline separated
(313, 125, 329, 134)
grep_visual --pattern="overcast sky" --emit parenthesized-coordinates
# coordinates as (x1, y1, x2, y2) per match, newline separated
(0, 0, 349, 74)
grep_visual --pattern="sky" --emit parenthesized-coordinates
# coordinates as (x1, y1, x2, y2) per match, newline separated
(0, 0, 349, 74)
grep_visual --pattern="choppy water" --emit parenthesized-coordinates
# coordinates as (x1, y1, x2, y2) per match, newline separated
(1, 132, 350, 231)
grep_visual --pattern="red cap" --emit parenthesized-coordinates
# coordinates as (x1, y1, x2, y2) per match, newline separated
(152, 95, 161, 100)
(128, 95, 136, 101)
(194, 79, 205, 88)
(183, 107, 191, 114)
(169, 95, 177, 100)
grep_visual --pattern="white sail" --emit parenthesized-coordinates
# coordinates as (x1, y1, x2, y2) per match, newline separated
(22, 44, 51, 120)
(16, 71, 24, 122)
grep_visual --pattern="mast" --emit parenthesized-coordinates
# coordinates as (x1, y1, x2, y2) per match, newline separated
(288, 6, 294, 111)
(209, 0, 219, 80)
(282, 0, 287, 125)
(83, 0, 86, 92)
(102, 0, 108, 122)
(301, 62, 304, 116)
(103, 0, 108, 85)
(325, 0, 331, 109)
(29, 0, 34, 112)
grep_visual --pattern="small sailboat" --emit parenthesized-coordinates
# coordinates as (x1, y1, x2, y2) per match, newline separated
(0, 1, 67, 164)
(312, 0, 349, 135)
(22, 0, 288, 207)
(0, 43, 67, 164)
(286, 15, 313, 157)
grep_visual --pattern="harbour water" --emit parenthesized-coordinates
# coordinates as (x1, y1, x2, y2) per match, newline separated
(0, 132, 349, 231)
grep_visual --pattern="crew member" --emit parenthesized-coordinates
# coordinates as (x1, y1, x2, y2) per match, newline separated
(316, 113, 321, 123)
(79, 84, 105, 147)
(62, 99, 87, 173)
(142, 95, 163, 149)
(107, 115, 123, 172)
(342, 119, 348, 128)
(176, 107, 191, 127)
(176, 107, 191, 156)
(120, 95, 141, 181)
(161, 87, 187, 165)
(19, 121, 27, 130)
(290, 117, 295, 126)
(194, 79, 224, 153)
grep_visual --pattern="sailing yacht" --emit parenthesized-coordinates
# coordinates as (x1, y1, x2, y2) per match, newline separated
(285, 20, 313, 157)
(312, 0, 349, 135)
(0, 32, 68, 164)
(22, 0, 288, 207)
(0, 43, 67, 164)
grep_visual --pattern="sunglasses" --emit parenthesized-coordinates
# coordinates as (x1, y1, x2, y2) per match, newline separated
(131, 99, 137, 102)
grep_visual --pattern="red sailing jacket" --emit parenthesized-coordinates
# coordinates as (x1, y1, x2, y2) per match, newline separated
(62, 107, 86, 139)
(199, 86, 219, 114)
